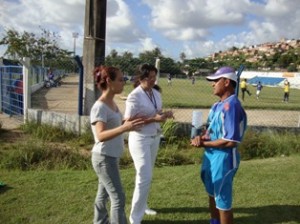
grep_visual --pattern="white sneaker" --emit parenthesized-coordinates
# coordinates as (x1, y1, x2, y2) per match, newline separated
(145, 208, 157, 215)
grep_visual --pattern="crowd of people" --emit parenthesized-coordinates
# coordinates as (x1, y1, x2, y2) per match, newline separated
(90, 64, 247, 224)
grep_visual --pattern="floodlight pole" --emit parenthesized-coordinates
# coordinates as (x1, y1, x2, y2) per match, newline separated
(72, 32, 79, 56)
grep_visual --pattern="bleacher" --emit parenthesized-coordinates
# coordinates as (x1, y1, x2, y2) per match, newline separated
(248, 76, 285, 86)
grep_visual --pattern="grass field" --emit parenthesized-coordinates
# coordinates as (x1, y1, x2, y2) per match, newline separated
(123, 77, 300, 110)
(1, 155, 300, 224)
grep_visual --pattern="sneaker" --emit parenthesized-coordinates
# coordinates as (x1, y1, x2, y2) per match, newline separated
(145, 208, 157, 215)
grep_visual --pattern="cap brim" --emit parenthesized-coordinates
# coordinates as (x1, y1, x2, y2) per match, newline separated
(206, 75, 221, 81)
(206, 72, 237, 82)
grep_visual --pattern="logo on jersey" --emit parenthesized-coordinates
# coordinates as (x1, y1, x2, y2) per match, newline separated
(224, 102, 230, 111)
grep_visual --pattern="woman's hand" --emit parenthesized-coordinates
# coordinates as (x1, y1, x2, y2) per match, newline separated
(163, 110, 174, 119)
(154, 110, 174, 121)
(123, 118, 145, 131)
(140, 110, 175, 124)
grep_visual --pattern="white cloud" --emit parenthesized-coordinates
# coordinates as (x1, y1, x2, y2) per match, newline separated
(139, 37, 158, 52)
(1, 0, 300, 60)
(0, 0, 85, 55)
(139, 0, 300, 58)
(107, 0, 144, 43)
(143, 0, 248, 40)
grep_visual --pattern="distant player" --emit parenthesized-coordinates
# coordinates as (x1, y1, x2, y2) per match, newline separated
(283, 79, 290, 103)
(240, 78, 251, 101)
(256, 81, 263, 100)
(167, 74, 172, 86)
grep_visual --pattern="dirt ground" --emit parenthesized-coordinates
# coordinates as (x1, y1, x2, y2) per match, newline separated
(0, 113, 23, 130)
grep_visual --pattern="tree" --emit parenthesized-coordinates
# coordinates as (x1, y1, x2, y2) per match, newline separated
(180, 52, 186, 62)
(287, 64, 297, 72)
(109, 49, 118, 58)
(229, 46, 238, 51)
(139, 47, 162, 64)
(0, 28, 72, 66)
(160, 57, 181, 75)
(105, 50, 141, 76)
(278, 53, 293, 68)
(0, 29, 32, 59)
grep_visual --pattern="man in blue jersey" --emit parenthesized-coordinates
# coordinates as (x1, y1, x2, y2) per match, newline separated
(191, 66, 247, 224)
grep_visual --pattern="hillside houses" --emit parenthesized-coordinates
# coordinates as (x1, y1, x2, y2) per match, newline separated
(210, 38, 300, 64)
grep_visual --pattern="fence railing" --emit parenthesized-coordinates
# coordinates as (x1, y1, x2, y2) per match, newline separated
(1, 60, 300, 132)
(0, 58, 78, 119)
(0, 66, 23, 116)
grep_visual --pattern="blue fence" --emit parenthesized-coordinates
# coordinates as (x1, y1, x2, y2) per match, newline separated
(0, 66, 23, 116)
(0, 65, 66, 116)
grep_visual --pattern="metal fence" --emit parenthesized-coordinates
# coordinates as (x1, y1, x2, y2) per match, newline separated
(1, 59, 300, 129)
(0, 66, 23, 116)
(0, 58, 78, 119)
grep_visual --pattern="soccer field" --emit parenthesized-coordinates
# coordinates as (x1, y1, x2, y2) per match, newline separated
(123, 77, 300, 110)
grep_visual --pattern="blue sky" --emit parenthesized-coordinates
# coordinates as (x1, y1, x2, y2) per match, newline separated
(0, 0, 300, 60)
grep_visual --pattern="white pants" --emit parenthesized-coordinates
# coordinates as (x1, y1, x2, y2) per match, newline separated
(128, 133, 160, 224)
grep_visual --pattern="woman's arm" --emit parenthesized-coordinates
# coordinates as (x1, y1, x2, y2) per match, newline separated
(143, 110, 174, 124)
(95, 118, 145, 142)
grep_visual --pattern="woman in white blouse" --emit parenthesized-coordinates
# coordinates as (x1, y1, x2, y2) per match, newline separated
(124, 64, 173, 224)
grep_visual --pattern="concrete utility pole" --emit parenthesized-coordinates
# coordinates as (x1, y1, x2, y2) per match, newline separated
(82, 0, 107, 115)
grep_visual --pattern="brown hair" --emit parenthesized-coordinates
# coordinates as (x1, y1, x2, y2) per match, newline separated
(94, 66, 121, 90)
(133, 63, 158, 88)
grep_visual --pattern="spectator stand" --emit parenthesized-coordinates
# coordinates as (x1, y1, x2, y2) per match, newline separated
(248, 76, 285, 86)
(242, 71, 300, 89)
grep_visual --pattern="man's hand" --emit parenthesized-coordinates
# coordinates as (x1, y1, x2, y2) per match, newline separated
(190, 135, 202, 147)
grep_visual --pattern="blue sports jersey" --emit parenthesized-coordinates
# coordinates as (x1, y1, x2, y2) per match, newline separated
(206, 94, 247, 146)
(201, 94, 247, 210)
(257, 83, 263, 91)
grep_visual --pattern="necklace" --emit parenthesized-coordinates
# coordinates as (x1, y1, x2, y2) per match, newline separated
(143, 88, 157, 110)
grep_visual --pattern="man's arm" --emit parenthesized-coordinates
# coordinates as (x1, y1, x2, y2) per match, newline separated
(191, 136, 237, 148)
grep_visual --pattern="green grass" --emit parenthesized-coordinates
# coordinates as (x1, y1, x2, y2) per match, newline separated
(1, 123, 300, 170)
(123, 78, 300, 110)
(1, 155, 300, 223)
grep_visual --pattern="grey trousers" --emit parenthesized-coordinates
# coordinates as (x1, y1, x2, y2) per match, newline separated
(92, 153, 127, 224)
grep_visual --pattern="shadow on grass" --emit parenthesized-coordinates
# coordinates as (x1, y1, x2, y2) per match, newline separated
(235, 205, 300, 224)
(0, 184, 13, 194)
(144, 220, 206, 224)
(143, 206, 208, 224)
(142, 205, 300, 224)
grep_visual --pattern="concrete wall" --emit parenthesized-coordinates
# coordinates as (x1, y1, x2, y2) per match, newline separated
(27, 108, 195, 137)
(242, 71, 300, 79)
(27, 108, 90, 134)
(31, 83, 44, 94)
(27, 108, 300, 137)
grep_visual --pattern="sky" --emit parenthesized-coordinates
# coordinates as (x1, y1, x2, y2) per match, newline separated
(0, 0, 300, 60)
